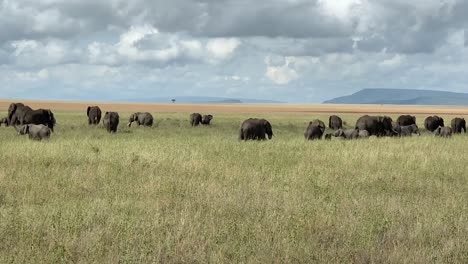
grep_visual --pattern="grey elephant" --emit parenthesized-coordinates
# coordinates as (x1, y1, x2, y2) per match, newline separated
(328, 115, 343, 130)
(435, 126, 452, 137)
(128, 112, 153, 127)
(7, 103, 32, 126)
(358, 130, 370, 138)
(239, 118, 273, 140)
(87, 106, 102, 125)
(356, 115, 395, 136)
(190, 113, 202, 126)
(16, 124, 51, 140)
(400, 124, 420, 136)
(304, 119, 326, 140)
(201, 114, 213, 125)
(451, 117, 466, 134)
(425, 116, 444, 132)
(333, 128, 359, 139)
(397, 115, 416, 126)
(103, 112, 119, 133)
(391, 122, 401, 136)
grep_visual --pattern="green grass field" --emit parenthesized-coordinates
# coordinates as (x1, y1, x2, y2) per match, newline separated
(1, 111, 467, 263)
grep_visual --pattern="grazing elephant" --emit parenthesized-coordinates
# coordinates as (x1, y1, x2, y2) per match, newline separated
(328, 115, 343, 130)
(435, 126, 452, 137)
(103, 112, 119, 133)
(304, 119, 326, 140)
(324, 134, 332, 140)
(128, 112, 153, 127)
(355, 115, 395, 136)
(451, 118, 466, 134)
(87, 106, 102, 125)
(358, 130, 370, 138)
(22, 109, 56, 131)
(7, 103, 32, 126)
(333, 128, 359, 139)
(16, 124, 51, 140)
(190, 113, 202, 126)
(397, 115, 416, 126)
(239, 118, 273, 140)
(201, 115, 213, 125)
(424, 116, 444, 132)
(391, 122, 402, 136)
(400, 124, 420, 136)
(0, 117, 8, 127)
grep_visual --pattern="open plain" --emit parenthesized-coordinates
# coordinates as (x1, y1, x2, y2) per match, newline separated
(1, 100, 468, 263)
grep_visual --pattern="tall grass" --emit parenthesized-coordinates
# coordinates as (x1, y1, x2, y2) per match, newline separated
(0, 111, 467, 263)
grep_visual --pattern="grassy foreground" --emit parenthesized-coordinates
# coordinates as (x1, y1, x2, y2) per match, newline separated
(0, 111, 467, 263)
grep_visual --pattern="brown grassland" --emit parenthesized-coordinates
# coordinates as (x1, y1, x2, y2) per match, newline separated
(1, 100, 468, 263)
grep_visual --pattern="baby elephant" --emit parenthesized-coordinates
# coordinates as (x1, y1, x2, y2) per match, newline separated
(358, 130, 370, 138)
(16, 124, 51, 140)
(435, 126, 452, 138)
(324, 134, 332, 140)
(400, 124, 420, 136)
(334, 128, 359, 139)
(128, 112, 153, 127)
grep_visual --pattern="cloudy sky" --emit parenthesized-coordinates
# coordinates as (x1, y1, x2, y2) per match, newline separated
(0, 0, 467, 102)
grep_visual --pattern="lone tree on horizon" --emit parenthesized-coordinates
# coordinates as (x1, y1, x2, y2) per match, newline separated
(171, 99, 176, 103)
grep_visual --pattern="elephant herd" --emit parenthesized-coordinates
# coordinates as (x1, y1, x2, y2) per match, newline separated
(1, 102, 466, 141)
(238, 114, 466, 141)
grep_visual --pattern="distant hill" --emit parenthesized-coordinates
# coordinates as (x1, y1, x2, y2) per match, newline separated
(323, 88, 468, 105)
(122, 96, 282, 104)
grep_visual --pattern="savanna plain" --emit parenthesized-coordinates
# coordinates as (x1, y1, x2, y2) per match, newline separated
(0, 103, 468, 263)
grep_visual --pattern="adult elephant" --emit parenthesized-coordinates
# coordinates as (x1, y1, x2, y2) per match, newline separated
(103, 112, 119, 133)
(304, 119, 326, 140)
(397, 115, 416, 126)
(201, 114, 213, 125)
(424, 116, 444, 132)
(451, 118, 466, 134)
(128, 112, 153, 127)
(190, 113, 202, 126)
(328, 115, 343, 130)
(87, 106, 102, 125)
(7, 103, 32, 126)
(239, 118, 273, 140)
(21, 109, 56, 132)
(355, 115, 394, 136)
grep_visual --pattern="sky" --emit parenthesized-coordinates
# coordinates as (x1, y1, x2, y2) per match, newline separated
(0, 0, 467, 103)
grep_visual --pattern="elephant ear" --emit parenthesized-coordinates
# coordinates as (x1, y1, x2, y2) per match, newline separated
(87, 107, 91, 116)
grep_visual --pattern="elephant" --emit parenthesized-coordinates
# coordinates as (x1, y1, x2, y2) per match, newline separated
(424, 116, 444, 132)
(328, 115, 343, 130)
(304, 119, 326, 140)
(190, 113, 202, 126)
(451, 118, 466, 134)
(358, 130, 370, 138)
(324, 134, 332, 140)
(400, 124, 420, 136)
(435, 126, 452, 137)
(333, 128, 359, 139)
(16, 124, 51, 140)
(239, 118, 273, 140)
(87, 106, 102, 125)
(21, 109, 56, 132)
(355, 115, 395, 136)
(389, 122, 401, 136)
(7, 103, 32, 126)
(0, 117, 8, 127)
(201, 114, 213, 125)
(397, 115, 416, 126)
(103, 112, 119, 133)
(128, 112, 153, 127)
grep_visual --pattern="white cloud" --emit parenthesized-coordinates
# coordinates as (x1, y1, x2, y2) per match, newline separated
(206, 38, 241, 60)
(265, 55, 300, 85)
